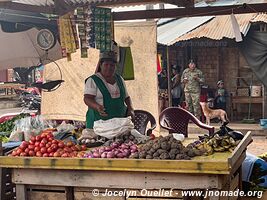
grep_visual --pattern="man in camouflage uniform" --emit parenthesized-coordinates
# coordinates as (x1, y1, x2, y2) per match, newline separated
(181, 60, 204, 118)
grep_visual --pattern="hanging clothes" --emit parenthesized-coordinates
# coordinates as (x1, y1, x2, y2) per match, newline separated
(58, 13, 77, 61)
(116, 47, 134, 80)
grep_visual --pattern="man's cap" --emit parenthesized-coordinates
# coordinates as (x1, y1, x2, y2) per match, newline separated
(189, 59, 195, 64)
(99, 51, 117, 63)
(217, 80, 224, 85)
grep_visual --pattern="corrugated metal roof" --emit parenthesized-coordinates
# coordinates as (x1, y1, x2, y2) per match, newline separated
(174, 13, 255, 42)
(251, 13, 267, 23)
(157, 16, 214, 45)
(13, 0, 54, 6)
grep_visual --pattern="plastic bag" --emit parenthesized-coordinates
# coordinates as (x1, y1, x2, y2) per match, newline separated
(56, 121, 75, 134)
(93, 117, 134, 139)
(130, 129, 149, 144)
(78, 129, 98, 141)
(9, 115, 53, 141)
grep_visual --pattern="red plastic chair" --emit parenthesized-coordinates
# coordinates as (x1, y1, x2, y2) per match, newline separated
(133, 110, 156, 136)
(159, 107, 214, 137)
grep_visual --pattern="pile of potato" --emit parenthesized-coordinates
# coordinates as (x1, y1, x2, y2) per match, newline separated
(129, 134, 202, 160)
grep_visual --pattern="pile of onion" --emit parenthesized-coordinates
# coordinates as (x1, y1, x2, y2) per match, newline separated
(84, 141, 138, 158)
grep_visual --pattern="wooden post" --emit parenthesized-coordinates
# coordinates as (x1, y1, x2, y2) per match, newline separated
(16, 184, 27, 200)
(166, 46, 172, 107)
(263, 85, 267, 118)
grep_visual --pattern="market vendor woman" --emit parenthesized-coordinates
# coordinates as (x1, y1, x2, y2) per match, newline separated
(84, 51, 134, 128)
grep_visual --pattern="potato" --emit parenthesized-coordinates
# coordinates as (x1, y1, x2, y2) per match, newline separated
(156, 149, 166, 154)
(139, 152, 147, 159)
(152, 143, 161, 150)
(161, 142, 171, 150)
(153, 152, 160, 157)
(159, 152, 170, 160)
(169, 149, 179, 155)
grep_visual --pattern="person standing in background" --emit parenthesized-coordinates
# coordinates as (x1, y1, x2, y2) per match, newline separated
(171, 66, 182, 107)
(214, 80, 228, 111)
(181, 59, 204, 119)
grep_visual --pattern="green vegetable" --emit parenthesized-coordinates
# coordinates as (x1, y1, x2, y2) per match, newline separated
(0, 113, 30, 135)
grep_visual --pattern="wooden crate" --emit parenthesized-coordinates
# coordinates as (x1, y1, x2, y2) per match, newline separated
(74, 188, 125, 200)
(27, 185, 67, 200)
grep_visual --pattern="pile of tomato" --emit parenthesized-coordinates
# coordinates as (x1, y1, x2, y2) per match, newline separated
(10, 130, 87, 158)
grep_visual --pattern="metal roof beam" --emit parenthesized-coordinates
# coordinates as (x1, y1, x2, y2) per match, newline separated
(113, 3, 267, 21)
(0, 2, 54, 13)
(97, 0, 193, 7)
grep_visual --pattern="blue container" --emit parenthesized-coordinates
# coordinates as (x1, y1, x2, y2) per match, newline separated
(260, 119, 267, 129)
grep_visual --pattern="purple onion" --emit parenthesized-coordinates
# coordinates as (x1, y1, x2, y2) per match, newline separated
(93, 152, 100, 158)
(101, 152, 107, 158)
(111, 142, 119, 148)
(107, 152, 115, 158)
(130, 149, 137, 153)
(120, 144, 128, 149)
(116, 153, 124, 158)
(105, 146, 112, 151)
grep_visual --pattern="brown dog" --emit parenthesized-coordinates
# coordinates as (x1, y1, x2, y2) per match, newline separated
(199, 102, 229, 125)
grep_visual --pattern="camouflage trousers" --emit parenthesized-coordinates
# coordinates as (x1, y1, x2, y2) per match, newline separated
(184, 92, 201, 118)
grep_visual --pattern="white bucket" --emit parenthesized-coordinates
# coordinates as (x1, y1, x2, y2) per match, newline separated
(251, 86, 262, 97)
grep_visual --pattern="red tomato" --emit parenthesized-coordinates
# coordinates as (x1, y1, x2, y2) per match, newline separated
(43, 153, 49, 157)
(34, 146, 40, 152)
(39, 143, 45, 148)
(28, 144, 35, 150)
(40, 147, 47, 154)
(48, 137, 53, 142)
(41, 132, 49, 138)
(16, 148, 22, 155)
(20, 141, 29, 150)
(45, 142, 52, 148)
(34, 142, 40, 147)
(36, 151, 42, 157)
(81, 145, 87, 151)
(58, 141, 64, 148)
(51, 144, 58, 151)
(24, 148, 30, 154)
(53, 152, 60, 157)
(47, 147, 53, 153)
(63, 147, 72, 153)
(49, 152, 54, 157)
(28, 150, 35, 156)
(47, 133, 54, 139)
(20, 152, 27, 157)
(35, 135, 42, 141)
(41, 138, 48, 144)
(61, 153, 69, 158)
(71, 146, 78, 151)
(11, 151, 17, 156)
(30, 136, 36, 142)
(29, 140, 35, 145)
(52, 140, 58, 144)
(75, 145, 82, 151)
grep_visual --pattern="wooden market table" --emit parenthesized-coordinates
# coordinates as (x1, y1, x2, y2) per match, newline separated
(0, 132, 252, 200)
(231, 96, 264, 120)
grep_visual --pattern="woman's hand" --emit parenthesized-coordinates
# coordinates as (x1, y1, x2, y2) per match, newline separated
(127, 107, 135, 121)
(96, 104, 108, 117)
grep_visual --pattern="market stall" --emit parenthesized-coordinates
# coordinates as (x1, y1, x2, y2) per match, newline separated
(0, 130, 252, 200)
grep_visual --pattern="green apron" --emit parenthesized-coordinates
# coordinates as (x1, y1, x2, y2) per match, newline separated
(86, 74, 127, 128)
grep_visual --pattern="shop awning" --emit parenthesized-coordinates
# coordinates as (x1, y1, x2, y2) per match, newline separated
(157, 16, 214, 45)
